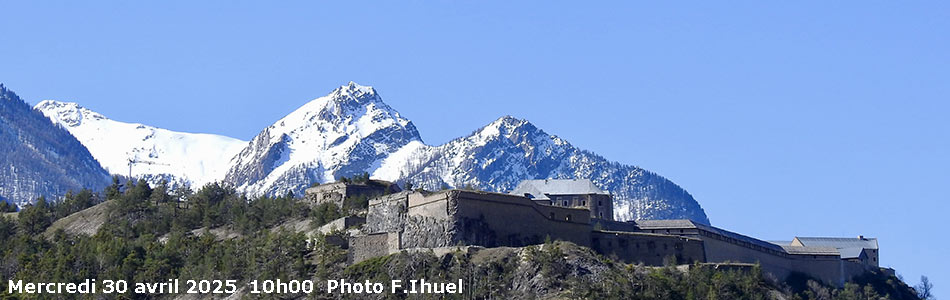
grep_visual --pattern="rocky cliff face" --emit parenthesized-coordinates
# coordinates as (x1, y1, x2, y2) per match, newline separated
(223, 82, 422, 197)
(0, 84, 110, 206)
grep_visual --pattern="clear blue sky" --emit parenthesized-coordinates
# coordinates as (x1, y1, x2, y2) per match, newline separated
(2, 1, 947, 295)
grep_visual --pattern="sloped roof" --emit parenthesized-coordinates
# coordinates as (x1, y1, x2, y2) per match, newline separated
(510, 179, 607, 200)
(780, 245, 840, 256)
(838, 247, 868, 259)
(634, 219, 697, 229)
(634, 219, 788, 253)
(793, 237, 879, 250)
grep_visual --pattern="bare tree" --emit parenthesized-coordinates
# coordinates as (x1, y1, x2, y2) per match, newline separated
(916, 275, 935, 300)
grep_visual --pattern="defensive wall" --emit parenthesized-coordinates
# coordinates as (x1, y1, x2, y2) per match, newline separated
(337, 187, 877, 287)
(304, 180, 400, 208)
(636, 220, 870, 286)
(352, 190, 704, 266)
(591, 231, 706, 265)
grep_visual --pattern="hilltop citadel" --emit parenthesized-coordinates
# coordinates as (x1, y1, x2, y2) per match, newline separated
(307, 178, 883, 288)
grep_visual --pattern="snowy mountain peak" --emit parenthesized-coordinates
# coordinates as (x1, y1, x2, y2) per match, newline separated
(484, 115, 541, 135)
(224, 82, 422, 197)
(34, 100, 107, 128)
(332, 81, 378, 100)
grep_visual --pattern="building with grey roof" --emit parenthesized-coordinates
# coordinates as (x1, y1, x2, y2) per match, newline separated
(510, 179, 613, 220)
(792, 236, 879, 267)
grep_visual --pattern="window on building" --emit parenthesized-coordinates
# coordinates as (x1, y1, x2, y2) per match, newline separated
(565, 214, 572, 221)
(598, 200, 602, 206)
(563, 201, 569, 206)
(581, 200, 586, 206)
(599, 212, 603, 218)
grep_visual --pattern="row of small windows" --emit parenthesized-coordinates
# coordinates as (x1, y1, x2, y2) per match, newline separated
(554, 196, 604, 207)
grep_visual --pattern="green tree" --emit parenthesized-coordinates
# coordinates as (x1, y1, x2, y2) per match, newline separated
(17, 197, 51, 235)
(311, 203, 342, 227)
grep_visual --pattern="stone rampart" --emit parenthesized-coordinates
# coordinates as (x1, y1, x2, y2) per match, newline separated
(592, 231, 705, 265)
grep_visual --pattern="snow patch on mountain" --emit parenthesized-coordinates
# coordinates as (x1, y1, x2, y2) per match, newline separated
(35, 100, 247, 188)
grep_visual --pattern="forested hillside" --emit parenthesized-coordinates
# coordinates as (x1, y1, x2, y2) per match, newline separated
(0, 84, 110, 207)
(0, 181, 920, 299)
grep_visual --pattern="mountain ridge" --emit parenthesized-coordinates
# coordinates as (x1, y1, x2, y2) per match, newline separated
(372, 114, 709, 223)
(224, 82, 709, 224)
(7, 82, 709, 223)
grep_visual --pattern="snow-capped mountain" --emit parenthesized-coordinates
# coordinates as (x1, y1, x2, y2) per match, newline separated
(372, 116, 710, 224)
(223, 82, 422, 197)
(35, 100, 247, 188)
(0, 84, 109, 206)
(19, 81, 708, 223)
(223, 82, 708, 224)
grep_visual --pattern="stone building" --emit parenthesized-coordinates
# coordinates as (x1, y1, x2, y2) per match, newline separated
(628, 219, 879, 287)
(328, 179, 881, 288)
(510, 179, 614, 221)
(350, 188, 706, 267)
(787, 237, 879, 267)
(303, 179, 400, 208)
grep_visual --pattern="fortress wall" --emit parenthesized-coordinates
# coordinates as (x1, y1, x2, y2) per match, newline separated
(451, 191, 592, 247)
(592, 231, 705, 265)
(365, 192, 410, 233)
(350, 232, 398, 264)
(407, 192, 452, 219)
(305, 183, 346, 207)
(306, 181, 396, 209)
(400, 215, 456, 248)
(593, 219, 639, 232)
(841, 260, 874, 284)
(699, 235, 843, 286)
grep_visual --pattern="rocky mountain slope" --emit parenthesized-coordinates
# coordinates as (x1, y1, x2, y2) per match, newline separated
(373, 116, 709, 223)
(0, 84, 110, 207)
(35, 100, 248, 188)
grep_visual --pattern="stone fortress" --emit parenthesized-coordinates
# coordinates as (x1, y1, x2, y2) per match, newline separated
(307, 178, 882, 288)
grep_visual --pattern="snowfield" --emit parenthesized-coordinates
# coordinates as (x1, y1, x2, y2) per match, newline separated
(35, 100, 248, 188)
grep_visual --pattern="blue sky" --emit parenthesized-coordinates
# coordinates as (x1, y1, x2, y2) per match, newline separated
(2, 1, 947, 295)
